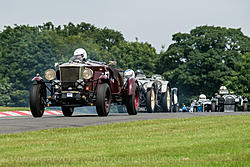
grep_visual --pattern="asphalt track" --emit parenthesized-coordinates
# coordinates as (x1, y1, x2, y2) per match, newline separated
(0, 111, 249, 134)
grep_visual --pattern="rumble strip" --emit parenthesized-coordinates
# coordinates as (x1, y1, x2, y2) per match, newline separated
(0, 111, 62, 117)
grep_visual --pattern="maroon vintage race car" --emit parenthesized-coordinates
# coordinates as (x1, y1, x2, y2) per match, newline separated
(30, 55, 139, 117)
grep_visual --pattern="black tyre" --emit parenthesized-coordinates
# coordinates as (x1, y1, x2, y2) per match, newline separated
(61, 106, 74, 117)
(30, 84, 46, 117)
(211, 102, 216, 112)
(243, 102, 248, 111)
(218, 104, 224, 112)
(96, 83, 111, 116)
(126, 83, 139, 115)
(161, 85, 171, 112)
(171, 91, 178, 112)
(172, 104, 178, 112)
(146, 88, 156, 113)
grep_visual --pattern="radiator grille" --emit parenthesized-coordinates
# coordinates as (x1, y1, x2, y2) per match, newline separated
(60, 67, 80, 90)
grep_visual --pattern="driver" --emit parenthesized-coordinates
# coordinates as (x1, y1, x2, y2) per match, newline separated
(124, 69, 135, 79)
(70, 48, 87, 62)
(135, 69, 144, 77)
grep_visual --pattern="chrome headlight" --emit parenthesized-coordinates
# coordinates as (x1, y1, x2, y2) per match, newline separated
(45, 69, 56, 81)
(82, 68, 93, 79)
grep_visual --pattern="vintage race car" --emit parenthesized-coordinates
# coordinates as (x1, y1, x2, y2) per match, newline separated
(191, 94, 211, 112)
(211, 86, 248, 112)
(30, 57, 139, 117)
(136, 74, 158, 112)
(151, 74, 172, 112)
(136, 71, 172, 112)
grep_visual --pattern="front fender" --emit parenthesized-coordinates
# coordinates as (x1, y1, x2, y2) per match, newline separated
(124, 77, 137, 95)
(98, 74, 109, 84)
(161, 81, 170, 93)
(32, 74, 44, 83)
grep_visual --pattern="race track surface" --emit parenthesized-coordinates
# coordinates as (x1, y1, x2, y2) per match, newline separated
(0, 112, 249, 134)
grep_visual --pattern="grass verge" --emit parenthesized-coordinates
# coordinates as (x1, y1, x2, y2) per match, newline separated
(0, 115, 249, 166)
(0, 107, 30, 112)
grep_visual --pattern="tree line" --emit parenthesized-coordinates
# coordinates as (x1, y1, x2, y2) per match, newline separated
(0, 22, 249, 106)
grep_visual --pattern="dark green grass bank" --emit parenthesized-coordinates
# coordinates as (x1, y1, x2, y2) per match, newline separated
(0, 115, 249, 166)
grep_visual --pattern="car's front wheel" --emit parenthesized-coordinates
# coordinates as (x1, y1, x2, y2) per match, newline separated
(126, 83, 139, 115)
(30, 84, 46, 117)
(161, 85, 171, 112)
(243, 102, 248, 111)
(61, 106, 74, 117)
(96, 83, 111, 116)
(146, 88, 156, 113)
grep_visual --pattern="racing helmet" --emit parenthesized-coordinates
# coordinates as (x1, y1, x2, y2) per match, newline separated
(220, 86, 227, 91)
(124, 69, 135, 79)
(199, 94, 206, 100)
(73, 48, 87, 60)
(198, 94, 206, 103)
(219, 86, 229, 95)
(136, 69, 144, 77)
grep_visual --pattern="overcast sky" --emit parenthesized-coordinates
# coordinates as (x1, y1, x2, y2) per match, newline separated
(0, 0, 249, 51)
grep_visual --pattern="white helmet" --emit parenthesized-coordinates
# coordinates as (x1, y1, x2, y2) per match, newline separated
(220, 86, 227, 90)
(124, 69, 135, 79)
(199, 94, 206, 100)
(73, 48, 87, 60)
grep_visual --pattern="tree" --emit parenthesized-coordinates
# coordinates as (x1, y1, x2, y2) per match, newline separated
(110, 41, 157, 75)
(158, 26, 250, 104)
(0, 78, 13, 106)
(223, 52, 250, 99)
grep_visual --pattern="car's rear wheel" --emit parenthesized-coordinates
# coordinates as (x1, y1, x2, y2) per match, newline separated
(171, 91, 178, 112)
(146, 88, 156, 113)
(243, 102, 248, 111)
(161, 85, 171, 112)
(30, 84, 46, 117)
(126, 84, 139, 115)
(211, 101, 216, 112)
(61, 106, 74, 117)
(96, 83, 111, 116)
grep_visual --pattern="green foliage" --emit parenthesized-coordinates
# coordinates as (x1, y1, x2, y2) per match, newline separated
(158, 25, 250, 104)
(110, 41, 157, 75)
(223, 52, 250, 100)
(0, 23, 249, 106)
(0, 78, 13, 106)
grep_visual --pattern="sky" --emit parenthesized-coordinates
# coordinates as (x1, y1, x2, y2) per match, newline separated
(0, 0, 249, 51)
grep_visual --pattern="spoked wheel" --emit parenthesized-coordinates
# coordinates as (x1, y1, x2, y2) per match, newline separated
(126, 83, 139, 115)
(96, 83, 111, 116)
(61, 106, 74, 117)
(30, 84, 46, 117)
(161, 85, 171, 112)
(146, 88, 156, 113)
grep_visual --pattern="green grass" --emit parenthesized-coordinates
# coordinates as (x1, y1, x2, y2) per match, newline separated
(0, 107, 30, 112)
(0, 115, 249, 167)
